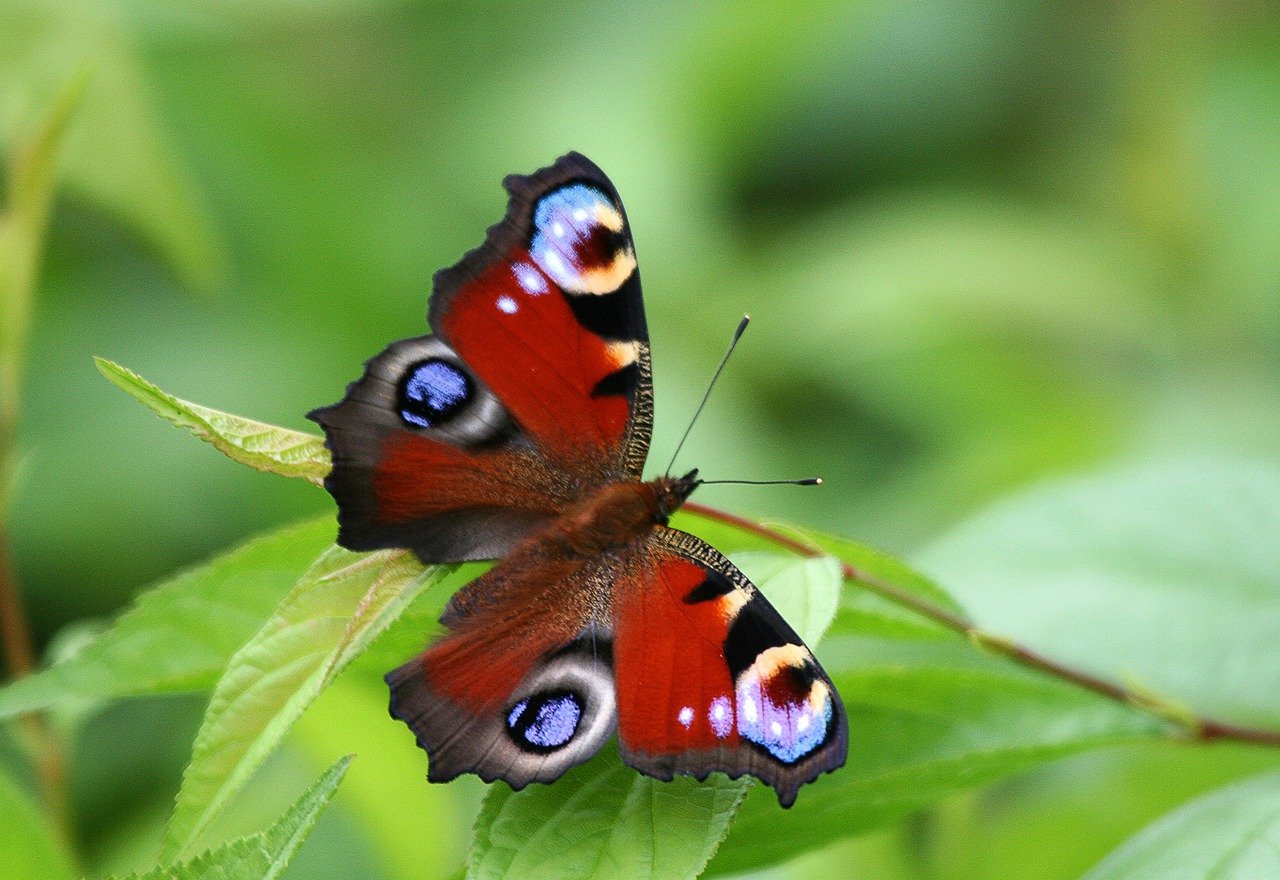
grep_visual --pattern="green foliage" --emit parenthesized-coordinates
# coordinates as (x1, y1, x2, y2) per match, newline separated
(0, 69, 85, 448)
(706, 626, 1167, 875)
(0, 765, 75, 880)
(1082, 770, 1280, 880)
(110, 756, 351, 880)
(288, 677, 466, 879)
(0, 1, 222, 288)
(920, 459, 1280, 726)
(6, 7, 1280, 877)
(471, 749, 747, 880)
(0, 359, 1273, 879)
(95, 358, 330, 486)
(726, 552, 841, 644)
(0, 517, 333, 719)
(161, 546, 448, 861)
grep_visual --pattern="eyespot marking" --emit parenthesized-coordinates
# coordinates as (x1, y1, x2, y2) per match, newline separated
(734, 647, 833, 764)
(531, 183, 635, 295)
(398, 359, 472, 429)
(506, 690, 583, 752)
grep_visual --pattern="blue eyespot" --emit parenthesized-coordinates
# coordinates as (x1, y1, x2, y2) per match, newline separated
(735, 667, 833, 764)
(398, 359, 471, 428)
(506, 691, 583, 751)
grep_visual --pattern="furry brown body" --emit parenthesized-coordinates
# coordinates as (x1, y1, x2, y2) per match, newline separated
(424, 472, 699, 708)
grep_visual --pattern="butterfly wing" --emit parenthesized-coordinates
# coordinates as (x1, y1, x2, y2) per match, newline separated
(612, 528, 848, 807)
(386, 525, 846, 805)
(386, 535, 617, 787)
(430, 151, 653, 479)
(309, 153, 652, 562)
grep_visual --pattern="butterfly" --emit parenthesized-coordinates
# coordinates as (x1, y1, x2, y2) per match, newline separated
(308, 152, 847, 807)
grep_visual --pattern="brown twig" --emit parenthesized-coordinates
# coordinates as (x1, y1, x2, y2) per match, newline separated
(0, 530, 35, 678)
(0, 74, 86, 854)
(0, 479, 74, 849)
(684, 501, 1280, 749)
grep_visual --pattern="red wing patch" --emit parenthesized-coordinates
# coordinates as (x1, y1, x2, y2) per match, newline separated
(373, 432, 566, 524)
(438, 255, 635, 464)
(386, 540, 617, 790)
(612, 528, 848, 807)
(614, 551, 742, 752)
(309, 154, 653, 564)
(430, 153, 652, 479)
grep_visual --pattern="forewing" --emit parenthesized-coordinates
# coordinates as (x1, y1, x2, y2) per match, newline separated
(309, 153, 653, 563)
(308, 335, 569, 563)
(430, 151, 652, 479)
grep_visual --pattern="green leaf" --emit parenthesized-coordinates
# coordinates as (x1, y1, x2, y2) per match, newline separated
(0, 2, 222, 288)
(1081, 770, 1280, 880)
(677, 514, 956, 640)
(115, 0, 409, 35)
(724, 552, 840, 644)
(0, 766, 76, 880)
(113, 755, 351, 880)
(470, 747, 747, 880)
(290, 678, 468, 880)
(705, 651, 1168, 876)
(669, 509, 784, 555)
(0, 517, 334, 719)
(1, 69, 86, 436)
(788, 524, 965, 614)
(467, 552, 841, 880)
(96, 357, 330, 485)
(162, 545, 449, 862)
(345, 562, 487, 679)
(919, 458, 1280, 727)
(780, 524, 961, 639)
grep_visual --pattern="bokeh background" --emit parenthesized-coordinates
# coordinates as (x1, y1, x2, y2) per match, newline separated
(4, 1, 1280, 877)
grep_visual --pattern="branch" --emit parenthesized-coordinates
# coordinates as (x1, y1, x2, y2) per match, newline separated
(0, 72, 87, 854)
(684, 502, 1280, 749)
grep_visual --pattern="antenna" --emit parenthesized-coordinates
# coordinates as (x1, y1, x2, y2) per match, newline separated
(698, 477, 823, 487)
(665, 314, 750, 476)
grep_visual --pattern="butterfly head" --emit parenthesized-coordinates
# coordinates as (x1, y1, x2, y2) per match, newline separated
(650, 468, 701, 525)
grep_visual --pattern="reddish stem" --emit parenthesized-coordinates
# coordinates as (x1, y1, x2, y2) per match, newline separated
(684, 502, 1280, 749)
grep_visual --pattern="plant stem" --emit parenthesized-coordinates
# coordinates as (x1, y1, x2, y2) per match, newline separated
(684, 501, 1280, 749)
(0, 73, 87, 854)
(0, 478, 74, 850)
(0, 530, 34, 677)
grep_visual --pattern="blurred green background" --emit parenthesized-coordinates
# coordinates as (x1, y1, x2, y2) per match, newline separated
(4, 1, 1280, 877)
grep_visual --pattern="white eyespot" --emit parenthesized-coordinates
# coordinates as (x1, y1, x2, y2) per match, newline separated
(552, 221, 565, 238)
(742, 698, 758, 724)
(514, 263, 547, 295)
(797, 714, 811, 732)
(678, 706, 693, 728)
(770, 720, 783, 738)
(572, 208, 588, 221)
(543, 249, 565, 274)
(709, 695, 733, 737)
(496, 296, 517, 314)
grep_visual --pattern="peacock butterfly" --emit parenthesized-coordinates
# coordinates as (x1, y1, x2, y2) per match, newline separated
(308, 152, 847, 806)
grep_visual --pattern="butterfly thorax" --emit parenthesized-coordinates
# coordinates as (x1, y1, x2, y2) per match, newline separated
(549, 471, 699, 558)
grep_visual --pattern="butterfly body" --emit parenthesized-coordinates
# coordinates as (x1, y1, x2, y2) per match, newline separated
(547, 472, 695, 553)
(310, 153, 846, 807)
